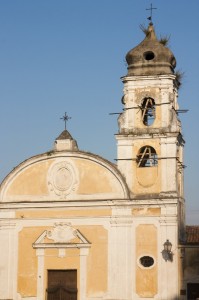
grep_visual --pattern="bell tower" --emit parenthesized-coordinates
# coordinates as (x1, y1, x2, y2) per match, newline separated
(116, 23, 184, 203)
(115, 23, 185, 298)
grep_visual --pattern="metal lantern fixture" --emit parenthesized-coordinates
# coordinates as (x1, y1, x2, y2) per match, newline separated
(162, 239, 173, 262)
(164, 239, 172, 253)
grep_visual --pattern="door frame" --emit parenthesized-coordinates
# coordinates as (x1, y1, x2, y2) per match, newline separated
(36, 247, 89, 300)
(33, 224, 91, 300)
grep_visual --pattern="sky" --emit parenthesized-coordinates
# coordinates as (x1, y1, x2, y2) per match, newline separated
(0, 0, 199, 224)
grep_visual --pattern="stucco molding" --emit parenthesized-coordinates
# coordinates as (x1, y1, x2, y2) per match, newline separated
(33, 222, 91, 249)
(47, 159, 79, 199)
(0, 221, 16, 230)
(110, 216, 133, 227)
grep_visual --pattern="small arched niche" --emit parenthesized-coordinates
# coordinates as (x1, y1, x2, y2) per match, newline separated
(137, 146, 158, 168)
(141, 97, 156, 126)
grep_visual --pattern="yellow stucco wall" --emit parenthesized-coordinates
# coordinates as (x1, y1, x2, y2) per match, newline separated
(132, 207, 161, 216)
(80, 226, 108, 296)
(136, 224, 158, 297)
(75, 159, 120, 194)
(7, 161, 51, 196)
(18, 226, 44, 296)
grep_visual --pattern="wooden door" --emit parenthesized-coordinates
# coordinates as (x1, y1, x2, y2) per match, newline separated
(46, 270, 77, 300)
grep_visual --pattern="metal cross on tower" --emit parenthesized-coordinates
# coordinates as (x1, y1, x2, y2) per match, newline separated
(60, 112, 71, 130)
(146, 3, 157, 22)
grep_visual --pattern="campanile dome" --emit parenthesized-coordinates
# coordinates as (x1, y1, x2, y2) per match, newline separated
(125, 23, 176, 76)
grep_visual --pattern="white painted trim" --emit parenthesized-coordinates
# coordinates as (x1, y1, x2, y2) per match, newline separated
(80, 248, 89, 300)
(36, 249, 44, 300)
(12, 226, 19, 300)
(0, 197, 181, 210)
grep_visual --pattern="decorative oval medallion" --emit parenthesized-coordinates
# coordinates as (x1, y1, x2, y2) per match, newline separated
(48, 160, 78, 198)
(53, 167, 72, 191)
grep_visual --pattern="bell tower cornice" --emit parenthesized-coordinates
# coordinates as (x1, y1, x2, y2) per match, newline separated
(121, 73, 177, 82)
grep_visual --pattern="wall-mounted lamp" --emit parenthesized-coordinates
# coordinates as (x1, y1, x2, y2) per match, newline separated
(162, 239, 173, 262)
(164, 239, 172, 253)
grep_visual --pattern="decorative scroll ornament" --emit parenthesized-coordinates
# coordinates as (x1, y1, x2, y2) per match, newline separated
(47, 222, 78, 243)
(47, 161, 78, 198)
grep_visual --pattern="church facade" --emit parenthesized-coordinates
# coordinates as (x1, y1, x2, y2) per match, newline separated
(0, 23, 199, 300)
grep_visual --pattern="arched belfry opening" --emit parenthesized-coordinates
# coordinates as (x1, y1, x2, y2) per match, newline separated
(141, 97, 155, 126)
(137, 146, 158, 167)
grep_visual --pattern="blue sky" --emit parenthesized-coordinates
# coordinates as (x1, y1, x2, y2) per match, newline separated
(0, 0, 199, 224)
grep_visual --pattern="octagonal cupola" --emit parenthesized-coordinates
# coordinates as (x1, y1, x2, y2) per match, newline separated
(126, 23, 176, 76)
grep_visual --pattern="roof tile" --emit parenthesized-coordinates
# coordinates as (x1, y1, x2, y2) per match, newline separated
(186, 226, 199, 244)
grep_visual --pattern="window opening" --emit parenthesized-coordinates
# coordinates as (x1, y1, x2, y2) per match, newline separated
(137, 146, 158, 167)
(144, 51, 155, 61)
(140, 256, 154, 268)
(141, 97, 155, 126)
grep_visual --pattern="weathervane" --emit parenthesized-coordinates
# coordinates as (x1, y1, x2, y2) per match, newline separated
(146, 3, 157, 23)
(60, 112, 71, 130)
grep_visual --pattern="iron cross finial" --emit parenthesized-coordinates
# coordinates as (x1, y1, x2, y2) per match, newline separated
(60, 112, 71, 130)
(146, 3, 157, 22)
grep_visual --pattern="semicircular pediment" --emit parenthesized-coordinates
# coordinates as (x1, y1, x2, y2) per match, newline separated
(0, 152, 129, 203)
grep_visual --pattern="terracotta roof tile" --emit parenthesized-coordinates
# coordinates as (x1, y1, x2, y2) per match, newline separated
(186, 226, 199, 244)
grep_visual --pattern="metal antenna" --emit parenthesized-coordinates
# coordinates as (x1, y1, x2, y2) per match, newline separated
(146, 3, 157, 22)
(60, 112, 71, 130)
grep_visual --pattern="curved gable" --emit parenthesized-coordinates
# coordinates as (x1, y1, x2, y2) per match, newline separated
(0, 151, 129, 203)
